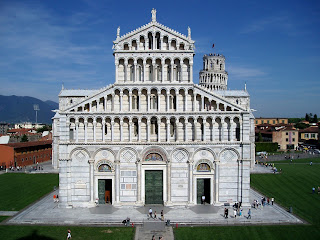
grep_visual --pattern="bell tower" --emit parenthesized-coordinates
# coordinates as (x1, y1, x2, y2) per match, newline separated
(199, 53, 228, 90)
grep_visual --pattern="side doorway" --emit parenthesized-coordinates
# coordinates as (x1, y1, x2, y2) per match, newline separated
(197, 178, 210, 204)
(98, 179, 112, 204)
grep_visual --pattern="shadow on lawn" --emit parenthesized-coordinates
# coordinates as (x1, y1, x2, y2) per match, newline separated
(17, 230, 54, 240)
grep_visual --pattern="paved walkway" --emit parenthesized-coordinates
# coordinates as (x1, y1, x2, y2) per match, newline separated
(5, 187, 302, 227)
(0, 211, 19, 216)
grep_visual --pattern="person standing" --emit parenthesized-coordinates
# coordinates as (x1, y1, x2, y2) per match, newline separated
(154, 211, 157, 219)
(234, 209, 237, 218)
(202, 195, 205, 205)
(271, 198, 274, 205)
(226, 208, 229, 218)
(149, 208, 153, 218)
(67, 229, 71, 239)
(247, 209, 251, 219)
(161, 210, 164, 221)
(152, 235, 156, 240)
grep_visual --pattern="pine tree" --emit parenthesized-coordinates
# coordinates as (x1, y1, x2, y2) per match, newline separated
(313, 114, 318, 123)
(305, 113, 310, 122)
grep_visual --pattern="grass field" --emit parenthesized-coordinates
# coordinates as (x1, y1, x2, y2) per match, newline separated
(0, 173, 58, 211)
(0, 225, 135, 240)
(174, 158, 320, 240)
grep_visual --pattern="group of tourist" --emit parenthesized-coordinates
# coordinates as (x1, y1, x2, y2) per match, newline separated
(148, 208, 164, 221)
(252, 196, 274, 209)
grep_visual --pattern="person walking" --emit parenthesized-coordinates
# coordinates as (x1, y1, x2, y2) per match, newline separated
(271, 198, 274, 205)
(161, 210, 164, 221)
(226, 208, 229, 218)
(202, 195, 205, 205)
(149, 208, 153, 218)
(247, 209, 251, 219)
(154, 211, 157, 220)
(67, 229, 72, 239)
(234, 209, 237, 218)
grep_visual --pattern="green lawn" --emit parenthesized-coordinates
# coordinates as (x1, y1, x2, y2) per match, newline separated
(175, 158, 320, 239)
(174, 225, 320, 240)
(0, 225, 134, 240)
(251, 162, 320, 224)
(0, 173, 58, 211)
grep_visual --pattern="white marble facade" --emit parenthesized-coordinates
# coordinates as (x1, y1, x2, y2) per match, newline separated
(52, 9, 255, 208)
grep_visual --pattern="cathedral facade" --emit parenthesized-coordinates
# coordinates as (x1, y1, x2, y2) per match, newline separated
(52, 9, 255, 208)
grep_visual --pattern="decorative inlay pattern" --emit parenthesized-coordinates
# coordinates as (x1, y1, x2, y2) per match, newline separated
(75, 150, 86, 161)
(173, 150, 187, 162)
(121, 149, 136, 162)
(220, 149, 237, 162)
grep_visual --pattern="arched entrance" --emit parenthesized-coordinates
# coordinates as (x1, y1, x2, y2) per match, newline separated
(141, 148, 168, 205)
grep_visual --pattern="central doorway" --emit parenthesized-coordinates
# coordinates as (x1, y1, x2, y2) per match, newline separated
(197, 178, 210, 204)
(145, 170, 163, 204)
(98, 179, 112, 204)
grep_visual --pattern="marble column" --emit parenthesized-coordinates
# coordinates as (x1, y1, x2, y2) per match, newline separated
(188, 162, 193, 203)
(161, 60, 165, 82)
(120, 120, 123, 142)
(129, 121, 132, 142)
(157, 91, 161, 111)
(170, 61, 174, 82)
(75, 120, 79, 142)
(115, 63, 119, 82)
(84, 120, 88, 143)
(157, 119, 161, 142)
(124, 59, 128, 82)
(190, 63, 193, 82)
(93, 120, 96, 142)
(115, 160, 120, 204)
(88, 159, 94, 204)
(167, 162, 171, 204)
(147, 119, 150, 142)
(129, 93, 132, 111)
(119, 93, 123, 112)
(166, 119, 170, 142)
(111, 121, 114, 142)
(102, 120, 105, 142)
(147, 92, 150, 111)
(134, 62, 137, 82)
(138, 119, 141, 142)
(137, 161, 141, 203)
(215, 161, 220, 203)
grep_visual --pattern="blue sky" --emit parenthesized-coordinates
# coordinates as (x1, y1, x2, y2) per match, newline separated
(0, 0, 319, 117)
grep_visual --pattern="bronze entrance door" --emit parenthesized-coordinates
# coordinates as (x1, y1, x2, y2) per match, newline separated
(197, 178, 210, 204)
(98, 179, 112, 204)
(145, 170, 163, 204)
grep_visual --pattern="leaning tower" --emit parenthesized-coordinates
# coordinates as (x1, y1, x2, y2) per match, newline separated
(199, 53, 228, 90)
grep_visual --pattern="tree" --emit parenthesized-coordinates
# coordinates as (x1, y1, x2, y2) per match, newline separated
(258, 132, 263, 142)
(36, 125, 51, 133)
(305, 113, 310, 122)
(21, 134, 28, 142)
(313, 114, 318, 123)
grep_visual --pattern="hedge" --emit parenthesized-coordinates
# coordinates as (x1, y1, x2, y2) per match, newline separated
(255, 142, 278, 152)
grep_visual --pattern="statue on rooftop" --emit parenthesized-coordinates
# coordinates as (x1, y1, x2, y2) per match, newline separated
(117, 26, 120, 38)
(151, 8, 157, 22)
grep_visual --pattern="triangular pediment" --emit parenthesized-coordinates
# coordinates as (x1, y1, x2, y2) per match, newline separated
(113, 21, 194, 50)
(62, 83, 246, 114)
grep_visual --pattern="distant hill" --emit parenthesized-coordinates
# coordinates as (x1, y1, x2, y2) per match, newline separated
(0, 95, 59, 124)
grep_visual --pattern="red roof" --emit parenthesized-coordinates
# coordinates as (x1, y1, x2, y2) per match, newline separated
(299, 126, 319, 133)
(6, 140, 52, 149)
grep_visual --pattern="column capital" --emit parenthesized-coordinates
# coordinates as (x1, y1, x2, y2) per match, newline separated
(88, 159, 94, 164)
